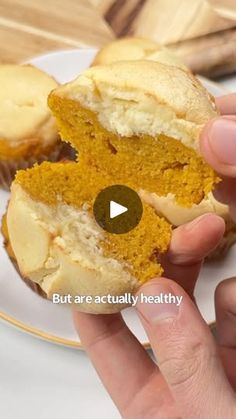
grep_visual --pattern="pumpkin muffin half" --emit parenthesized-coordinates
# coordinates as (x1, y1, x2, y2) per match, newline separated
(6, 60, 226, 313)
(0, 64, 62, 189)
(48, 60, 219, 210)
(92, 37, 187, 70)
(7, 162, 171, 313)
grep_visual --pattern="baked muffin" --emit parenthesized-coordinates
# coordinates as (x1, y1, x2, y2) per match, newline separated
(7, 163, 171, 313)
(92, 37, 187, 70)
(48, 61, 218, 205)
(5, 61, 226, 313)
(0, 64, 62, 189)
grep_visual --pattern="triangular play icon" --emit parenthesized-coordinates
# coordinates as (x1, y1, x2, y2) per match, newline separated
(110, 200, 128, 219)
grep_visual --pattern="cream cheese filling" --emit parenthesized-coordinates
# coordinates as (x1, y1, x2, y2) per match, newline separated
(7, 184, 136, 295)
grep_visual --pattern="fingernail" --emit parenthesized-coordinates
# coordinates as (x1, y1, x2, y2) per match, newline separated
(136, 282, 180, 323)
(208, 119, 236, 165)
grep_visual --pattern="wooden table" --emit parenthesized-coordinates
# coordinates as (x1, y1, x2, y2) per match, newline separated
(0, 0, 114, 63)
(1, 0, 236, 77)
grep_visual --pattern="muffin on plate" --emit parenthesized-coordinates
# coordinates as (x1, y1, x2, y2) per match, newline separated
(0, 64, 62, 189)
(5, 61, 232, 312)
(92, 37, 187, 70)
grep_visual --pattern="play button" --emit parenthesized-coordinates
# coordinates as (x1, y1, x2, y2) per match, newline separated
(110, 201, 128, 219)
(93, 185, 143, 234)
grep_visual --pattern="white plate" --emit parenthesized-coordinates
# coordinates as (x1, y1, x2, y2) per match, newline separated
(0, 48, 235, 349)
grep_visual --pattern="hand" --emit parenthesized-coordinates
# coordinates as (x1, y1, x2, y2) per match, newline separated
(200, 93, 236, 221)
(73, 215, 226, 418)
(74, 276, 236, 418)
(73, 94, 236, 418)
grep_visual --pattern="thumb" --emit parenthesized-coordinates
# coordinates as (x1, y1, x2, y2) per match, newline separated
(200, 116, 236, 178)
(200, 117, 236, 221)
(136, 278, 235, 419)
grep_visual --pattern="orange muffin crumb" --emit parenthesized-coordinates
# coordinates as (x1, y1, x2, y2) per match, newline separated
(15, 162, 171, 283)
(48, 95, 219, 207)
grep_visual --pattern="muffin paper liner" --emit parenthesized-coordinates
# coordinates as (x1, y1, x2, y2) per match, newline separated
(12, 258, 47, 298)
(5, 249, 46, 299)
(0, 142, 75, 190)
(1, 218, 46, 298)
(19, 275, 47, 298)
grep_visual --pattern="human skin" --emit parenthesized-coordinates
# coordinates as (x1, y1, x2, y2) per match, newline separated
(74, 95, 236, 418)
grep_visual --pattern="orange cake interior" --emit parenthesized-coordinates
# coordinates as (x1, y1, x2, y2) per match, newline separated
(15, 162, 171, 283)
(48, 95, 218, 207)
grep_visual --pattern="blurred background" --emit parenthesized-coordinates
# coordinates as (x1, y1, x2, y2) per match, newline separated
(0, 0, 236, 79)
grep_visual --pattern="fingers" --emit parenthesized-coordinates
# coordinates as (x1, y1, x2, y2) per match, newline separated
(213, 177, 236, 222)
(216, 94, 236, 115)
(215, 278, 236, 388)
(215, 277, 236, 348)
(73, 311, 174, 416)
(200, 116, 236, 178)
(168, 214, 225, 265)
(200, 116, 236, 220)
(136, 278, 236, 419)
(162, 213, 225, 296)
